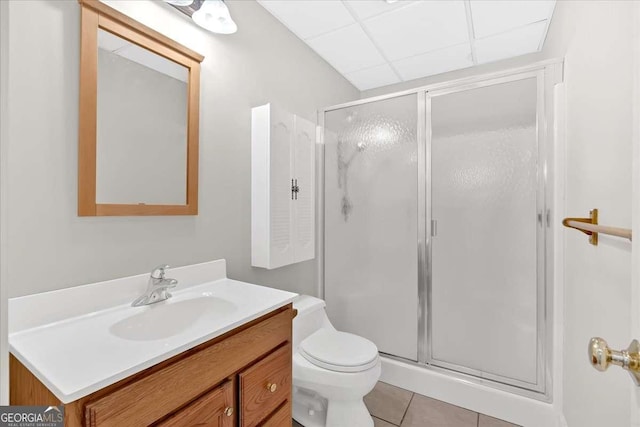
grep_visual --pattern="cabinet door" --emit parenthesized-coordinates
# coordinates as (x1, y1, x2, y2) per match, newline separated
(155, 380, 235, 427)
(293, 116, 315, 263)
(239, 344, 292, 427)
(268, 106, 295, 269)
(261, 401, 292, 427)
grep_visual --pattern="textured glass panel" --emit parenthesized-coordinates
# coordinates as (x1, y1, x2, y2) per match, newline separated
(324, 94, 418, 361)
(430, 78, 539, 384)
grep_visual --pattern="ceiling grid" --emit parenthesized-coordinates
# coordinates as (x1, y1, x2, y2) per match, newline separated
(341, 0, 404, 83)
(257, 0, 556, 91)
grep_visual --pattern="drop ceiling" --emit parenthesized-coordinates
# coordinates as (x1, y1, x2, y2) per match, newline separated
(256, 0, 556, 91)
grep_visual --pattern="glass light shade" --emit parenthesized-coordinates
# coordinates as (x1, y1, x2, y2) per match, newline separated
(192, 0, 237, 35)
(164, 0, 194, 6)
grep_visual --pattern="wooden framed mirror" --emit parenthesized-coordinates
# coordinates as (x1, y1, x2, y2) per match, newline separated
(78, 0, 204, 216)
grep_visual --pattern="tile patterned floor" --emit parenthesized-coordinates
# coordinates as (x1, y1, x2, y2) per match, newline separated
(293, 381, 520, 427)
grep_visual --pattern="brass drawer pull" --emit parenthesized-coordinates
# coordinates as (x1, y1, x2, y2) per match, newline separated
(224, 407, 234, 417)
(267, 383, 277, 393)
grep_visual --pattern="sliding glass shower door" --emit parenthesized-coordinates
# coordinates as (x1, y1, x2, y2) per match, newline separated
(323, 94, 419, 361)
(428, 74, 545, 391)
(322, 69, 550, 393)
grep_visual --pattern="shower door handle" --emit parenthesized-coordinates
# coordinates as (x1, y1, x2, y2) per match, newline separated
(589, 337, 640, 385)
(431, 220, 438, 237)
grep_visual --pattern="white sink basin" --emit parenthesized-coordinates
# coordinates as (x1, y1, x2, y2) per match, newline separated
(9, 276, 297, 403)
(110, 296, 237, 341)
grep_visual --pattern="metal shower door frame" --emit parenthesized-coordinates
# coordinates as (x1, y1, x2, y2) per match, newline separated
(424, 69, 547, 394)
(317, 59, 563, 400)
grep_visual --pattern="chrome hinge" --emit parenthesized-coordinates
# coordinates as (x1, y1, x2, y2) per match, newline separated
(291, 179, 300, 200)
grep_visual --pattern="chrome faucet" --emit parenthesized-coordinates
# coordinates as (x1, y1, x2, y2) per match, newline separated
(132, 265, 178, 307)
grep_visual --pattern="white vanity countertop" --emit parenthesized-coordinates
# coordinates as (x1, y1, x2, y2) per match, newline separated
(9, 260, 297, 403)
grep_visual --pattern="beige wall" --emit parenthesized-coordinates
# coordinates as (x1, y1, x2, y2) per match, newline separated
(0, 0, 7, 405)
(5, 0, 358, 298)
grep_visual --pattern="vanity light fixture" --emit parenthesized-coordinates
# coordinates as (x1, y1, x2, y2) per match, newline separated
(192, 0, 237, 35)
(164, 0, 194, 6)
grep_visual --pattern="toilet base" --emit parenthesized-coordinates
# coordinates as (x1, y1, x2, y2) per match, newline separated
(292, 390, 374, 427)
(293, 400, 326, 427)
(326, 399, 373, 427)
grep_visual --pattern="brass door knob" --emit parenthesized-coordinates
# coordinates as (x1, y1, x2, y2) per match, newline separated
(588, 337, 640, 385)
(224, 407, 234, 417)
(267, 383, 277, 393)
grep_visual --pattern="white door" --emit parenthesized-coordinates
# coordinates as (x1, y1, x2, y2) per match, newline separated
(268, 105, 295, 268)
(293, 115, 315, 263)
(632, 4, 640, 424)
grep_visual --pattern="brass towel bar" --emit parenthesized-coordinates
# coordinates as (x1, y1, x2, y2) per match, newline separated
(562, 209, 632, 246)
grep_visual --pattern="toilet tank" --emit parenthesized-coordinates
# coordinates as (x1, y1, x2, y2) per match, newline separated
(293, 295, 334, 349)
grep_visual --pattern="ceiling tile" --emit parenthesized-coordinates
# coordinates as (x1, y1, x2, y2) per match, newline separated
(393, 43, 473, 81)
(345, 64, 401, 91)
(471, 0, 555, 38)
(344, 0, 415, 21)
(257, 0, 558, 90)
(475, 21, 547, 64)
(307, 24, 386, 74)
(363, 1, 468, 61)
(257, 0, 355, 40)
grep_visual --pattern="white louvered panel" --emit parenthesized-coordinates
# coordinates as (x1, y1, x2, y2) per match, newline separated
(252, 103, 316, 269)
(269, 106, 295, 268)
(293, 116, 315, 262)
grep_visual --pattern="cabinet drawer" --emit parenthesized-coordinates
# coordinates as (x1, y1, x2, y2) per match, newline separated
(239, 344, 292, 427)
(261, 401, 291, 427)
(155, 379, 235, 427)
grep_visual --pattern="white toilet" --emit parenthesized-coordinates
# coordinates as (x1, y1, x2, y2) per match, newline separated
(292, 295, 381, 427)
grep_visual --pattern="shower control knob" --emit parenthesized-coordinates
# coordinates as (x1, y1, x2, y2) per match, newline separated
(588, 337, 640, 385)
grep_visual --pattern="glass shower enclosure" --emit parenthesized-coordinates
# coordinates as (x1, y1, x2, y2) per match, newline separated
(320, 64, 558, 395)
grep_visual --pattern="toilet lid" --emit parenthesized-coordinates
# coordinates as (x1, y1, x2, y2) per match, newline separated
(299, 329, 379, 373)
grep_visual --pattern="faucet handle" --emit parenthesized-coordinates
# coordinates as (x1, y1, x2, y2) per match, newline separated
(150, 264, 170, 279)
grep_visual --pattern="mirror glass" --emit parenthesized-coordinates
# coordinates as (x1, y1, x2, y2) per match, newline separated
(96, 28, 188, 205)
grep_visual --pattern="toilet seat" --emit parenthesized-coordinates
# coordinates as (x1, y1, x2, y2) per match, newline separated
(299, 329, 379, 373)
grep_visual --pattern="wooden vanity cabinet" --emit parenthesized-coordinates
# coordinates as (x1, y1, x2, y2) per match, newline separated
(10, 305, 294, 427)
